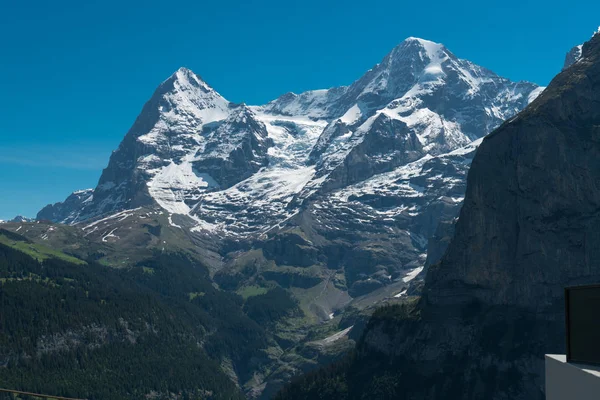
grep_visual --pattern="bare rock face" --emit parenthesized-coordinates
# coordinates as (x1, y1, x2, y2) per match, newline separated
(317, 114, 425, 193)
(37, 189, 94, 223)
(350, 32, 600, 400)
(427, 34, 600, 309)
(423, 217, 456, 268)
(192, 106, 272, 188)
(563, 44, 583, 69)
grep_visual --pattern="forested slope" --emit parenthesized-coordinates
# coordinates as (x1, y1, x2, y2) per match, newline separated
(0, 231, 294, 399)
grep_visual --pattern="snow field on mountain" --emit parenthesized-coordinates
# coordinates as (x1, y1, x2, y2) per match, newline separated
(42, 37, 543, 250)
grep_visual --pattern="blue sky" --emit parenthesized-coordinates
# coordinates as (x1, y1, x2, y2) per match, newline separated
(1, 0, 599, 220)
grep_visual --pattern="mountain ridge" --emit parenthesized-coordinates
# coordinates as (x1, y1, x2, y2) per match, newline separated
(32, 35, 544, 329)
(27, 37, 544, 397)
(38, 37, 542, 232)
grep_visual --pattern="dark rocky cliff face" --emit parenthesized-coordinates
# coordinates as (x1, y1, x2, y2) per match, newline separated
(319, 114, 425, 192)
(276, 32, 600, 400)
(193, 106, 272, 188)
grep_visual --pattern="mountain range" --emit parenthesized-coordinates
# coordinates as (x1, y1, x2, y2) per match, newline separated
(40, 38, 541, 231)
(37, 37, 541, 294)
(3, 37, 545, 398)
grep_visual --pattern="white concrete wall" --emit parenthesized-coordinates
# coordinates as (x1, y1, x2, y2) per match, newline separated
(546, 354, 600, 400)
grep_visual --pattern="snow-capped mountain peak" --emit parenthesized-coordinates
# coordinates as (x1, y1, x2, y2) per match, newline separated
(385, 37, 448, 72)
(299, 37, 542, 198)
(38, 41, 543, 238)
(168, 67, 211, 87)
(151, 67, 231, 129)
(352, 37, 456, 98)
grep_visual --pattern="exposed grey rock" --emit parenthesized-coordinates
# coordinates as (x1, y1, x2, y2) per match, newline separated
(193, 106, 273, 188)
(9, 215, 36, 223)
(423, 218, 457, 268)
(563, 44, 583, 70)
(37, 189, 94, 222)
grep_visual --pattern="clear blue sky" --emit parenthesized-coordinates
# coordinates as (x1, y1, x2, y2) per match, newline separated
(1, 0, 599, 220)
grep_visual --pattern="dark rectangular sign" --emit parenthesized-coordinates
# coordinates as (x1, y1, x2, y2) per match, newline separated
(565, 284, 600, 365)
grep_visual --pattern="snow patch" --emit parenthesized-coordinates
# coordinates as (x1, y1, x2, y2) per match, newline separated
(402, 266, 424, 283)
(319, 326, 353, 345)
(168, 214, 182, 229)
(82, 208, 141, 230)
(102, 228, 119, 242)
(339, 104, 362, 124)
(527, 86, 545, 104)
(148, 159, 219, 215)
